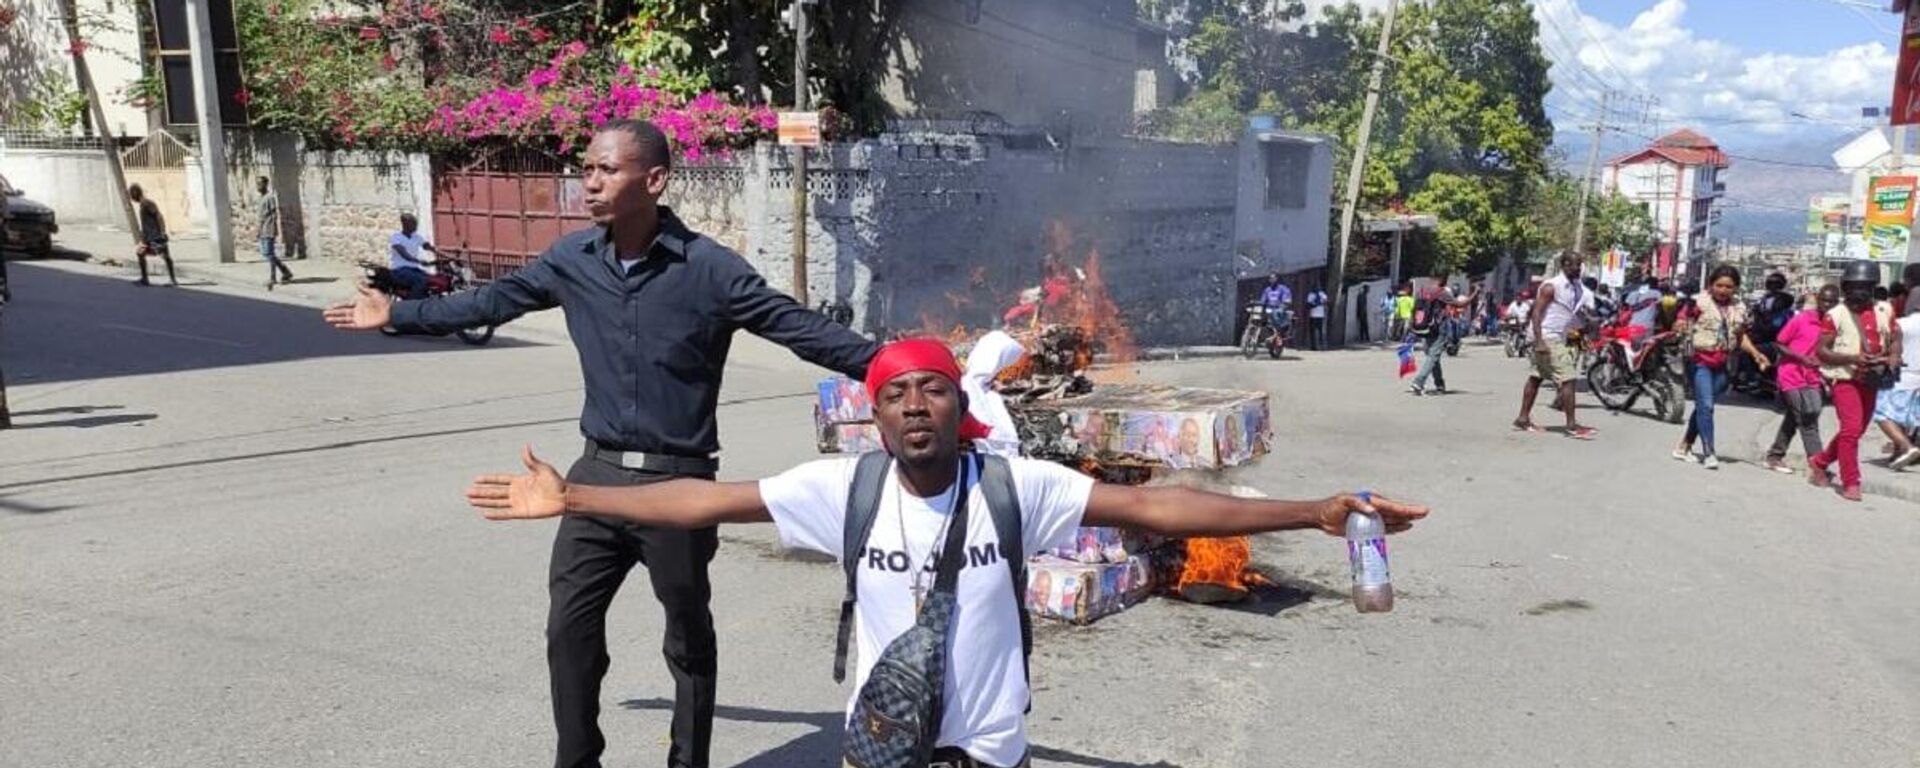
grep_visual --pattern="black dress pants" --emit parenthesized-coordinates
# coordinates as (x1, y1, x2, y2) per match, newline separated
(549, 453, 719, 768)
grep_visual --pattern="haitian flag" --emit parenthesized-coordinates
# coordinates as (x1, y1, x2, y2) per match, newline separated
(1396, 337, 1417, 378)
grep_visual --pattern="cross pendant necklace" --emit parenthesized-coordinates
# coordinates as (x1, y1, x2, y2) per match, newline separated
(910, 578, 928, 615)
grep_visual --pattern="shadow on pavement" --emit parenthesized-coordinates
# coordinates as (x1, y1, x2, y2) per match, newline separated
(619, 698, 1188, 768)
(2, 262, 539, 386)
(4, 412, 156, 430)
(0, 493, 76, 515)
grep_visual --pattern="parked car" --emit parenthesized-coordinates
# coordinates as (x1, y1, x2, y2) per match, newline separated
(1, 174, 58, 258)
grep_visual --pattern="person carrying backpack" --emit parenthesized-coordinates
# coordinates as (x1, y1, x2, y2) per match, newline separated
(1407, 272, 1477, 396)
(466, 338, 1431, 768)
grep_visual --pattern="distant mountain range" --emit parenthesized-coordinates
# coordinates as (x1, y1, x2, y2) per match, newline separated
(1550, 127, 1860, 247)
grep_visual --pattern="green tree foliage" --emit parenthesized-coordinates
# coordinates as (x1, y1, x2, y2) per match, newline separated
(1141, 0, 1558, 277)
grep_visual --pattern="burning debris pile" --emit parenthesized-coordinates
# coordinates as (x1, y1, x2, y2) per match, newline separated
(811, 335, 1274, 623)
(810, 220, 1274, 623)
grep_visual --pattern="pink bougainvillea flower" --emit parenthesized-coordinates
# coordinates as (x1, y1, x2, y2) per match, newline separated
(562, 40, 587, 59)
(266, 3, 281, 17)
(381, 52, 398, 71)
(688, 92, 722, 112)
(487, 26, 511, 45)
(526, 68, 559, 88)
(359, 25, 381, 40)
(528, 27, 551, 43)
(67, 38, 88, 56)
(418, 3, 439, 21)
(233, 87, 252, 106)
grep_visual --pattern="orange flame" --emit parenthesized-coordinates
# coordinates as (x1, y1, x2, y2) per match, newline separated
(1173, 536, 1261, 602)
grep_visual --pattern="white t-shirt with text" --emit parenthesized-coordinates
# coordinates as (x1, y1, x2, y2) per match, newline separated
(758, 455, 1093, 766)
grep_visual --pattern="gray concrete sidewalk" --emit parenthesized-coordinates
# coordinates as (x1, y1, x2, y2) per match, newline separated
(1714, 389, 1920, 504)
(34, 225, 577, 344)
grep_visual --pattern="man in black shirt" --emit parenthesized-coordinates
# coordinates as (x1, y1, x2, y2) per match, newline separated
(324, 120, 878, 768)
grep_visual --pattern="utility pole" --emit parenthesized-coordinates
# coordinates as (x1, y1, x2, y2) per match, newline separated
(788, 0, 811, 306)
(1572, 89, 1611, 257)
(59, 0, 139, 243)
(1328, 0, 1398, 349)
(185, 0, 235, 262)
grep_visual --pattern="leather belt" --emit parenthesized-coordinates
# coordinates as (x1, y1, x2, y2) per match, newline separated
(584, 440, 718, 475)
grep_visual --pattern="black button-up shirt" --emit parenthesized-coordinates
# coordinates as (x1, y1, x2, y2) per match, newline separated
(391, 207, 877, 457)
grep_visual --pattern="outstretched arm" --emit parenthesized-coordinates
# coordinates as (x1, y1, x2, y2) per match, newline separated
(467, 447, 772, 527)
(1081, 484, 1427, 539)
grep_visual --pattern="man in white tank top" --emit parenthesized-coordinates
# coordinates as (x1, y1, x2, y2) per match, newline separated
(1513, 251, 1596, 438)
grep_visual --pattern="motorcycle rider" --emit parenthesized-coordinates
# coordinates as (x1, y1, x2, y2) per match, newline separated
(1258, 272, 1293, 346)
(388, 213, 440, 300)
(1742, 272, 1797, 394)
(1623, 276, 1662, 336)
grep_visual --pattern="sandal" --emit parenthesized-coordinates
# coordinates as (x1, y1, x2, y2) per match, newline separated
(1566, 426, 1598, 441)
(1512, 421, 1544, 433)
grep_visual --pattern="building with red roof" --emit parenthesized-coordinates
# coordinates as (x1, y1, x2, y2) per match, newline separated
(1601, 129, 1730, 278)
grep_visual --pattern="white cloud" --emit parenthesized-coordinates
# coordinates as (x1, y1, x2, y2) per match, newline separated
(1532, 0, 1895, 140)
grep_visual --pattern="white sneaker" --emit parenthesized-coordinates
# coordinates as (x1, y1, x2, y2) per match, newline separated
(1702, 455, 1720, 470)
(1671, 449, 1695, 463)
(1892, 448, 1920, 471)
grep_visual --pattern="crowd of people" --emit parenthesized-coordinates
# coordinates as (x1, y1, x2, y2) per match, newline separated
(1384, 252, 1919, 504)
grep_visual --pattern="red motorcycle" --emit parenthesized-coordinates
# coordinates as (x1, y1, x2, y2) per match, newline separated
(357, 253, 496, 346)
(1584, 322, 1685, 423)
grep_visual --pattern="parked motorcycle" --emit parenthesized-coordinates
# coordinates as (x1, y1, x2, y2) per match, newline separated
(1240, 303, 1290, 360)
(358, 254, 497, 345)
(1585, 324, 1685, 423)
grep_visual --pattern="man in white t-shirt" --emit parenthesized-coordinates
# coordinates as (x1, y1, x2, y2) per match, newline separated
(388, 212, 438, 299)
(467, 339, 1431, 767)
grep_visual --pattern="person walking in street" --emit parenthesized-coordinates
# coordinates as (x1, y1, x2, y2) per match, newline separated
(1873, 291, 1920, 470)
(1306, 283, 1329, 350)
(1407, 274, 1476, 396)
(1671, 265, 1769, 470)
(464, 337, 1431, 768)
(1764, 286, 1837, 474)
(1380, 288, 1396, 341)
(257, 176, 294, 289)
(1355, 283, 1372, 343)
(129, 184, 177, 287)
(324, 119, 879, 768)
(1392, 286, 1415, 340)
(1809, 262, 1897, 502)
(1513, 252, 1595, 439)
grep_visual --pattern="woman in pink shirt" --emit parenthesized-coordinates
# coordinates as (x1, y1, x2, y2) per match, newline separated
(1763, 286, 1837, 473)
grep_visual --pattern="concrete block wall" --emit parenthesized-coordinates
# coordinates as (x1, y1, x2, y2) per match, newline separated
(658, 133, 1251, 345)
(215, 132, 430, 263)
(0, 148, 121, 226)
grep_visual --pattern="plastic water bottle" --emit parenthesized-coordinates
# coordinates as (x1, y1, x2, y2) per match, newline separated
(1345, 491, 1393, 613)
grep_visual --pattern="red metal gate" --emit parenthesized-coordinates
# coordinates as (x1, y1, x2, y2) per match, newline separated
(431, 148, 593, 282)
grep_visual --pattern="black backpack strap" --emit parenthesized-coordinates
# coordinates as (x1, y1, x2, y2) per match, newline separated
(977, 455, 1033, 701)
(834, 451, 892, 683)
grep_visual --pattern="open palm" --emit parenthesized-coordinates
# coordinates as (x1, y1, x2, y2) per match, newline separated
(322, 285, 393, 331)
(467, 446, 568, 520)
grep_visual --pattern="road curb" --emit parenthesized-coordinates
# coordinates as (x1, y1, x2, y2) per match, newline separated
(1720, 407, 1920, 506)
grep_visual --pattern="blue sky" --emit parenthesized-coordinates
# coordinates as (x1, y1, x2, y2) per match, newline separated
(1582, 0, 1891, 58)
(1532, 0, 1897, 145)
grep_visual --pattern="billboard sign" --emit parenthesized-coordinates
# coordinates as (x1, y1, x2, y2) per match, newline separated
(1807, 194, 1851, 235)
(1865, 176, 1917, 260)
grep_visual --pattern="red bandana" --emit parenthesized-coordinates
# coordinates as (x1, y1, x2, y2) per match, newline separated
(864, 338, 994, 447)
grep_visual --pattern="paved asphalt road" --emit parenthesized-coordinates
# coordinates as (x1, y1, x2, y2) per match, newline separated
(3, 260, 1916, 768)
